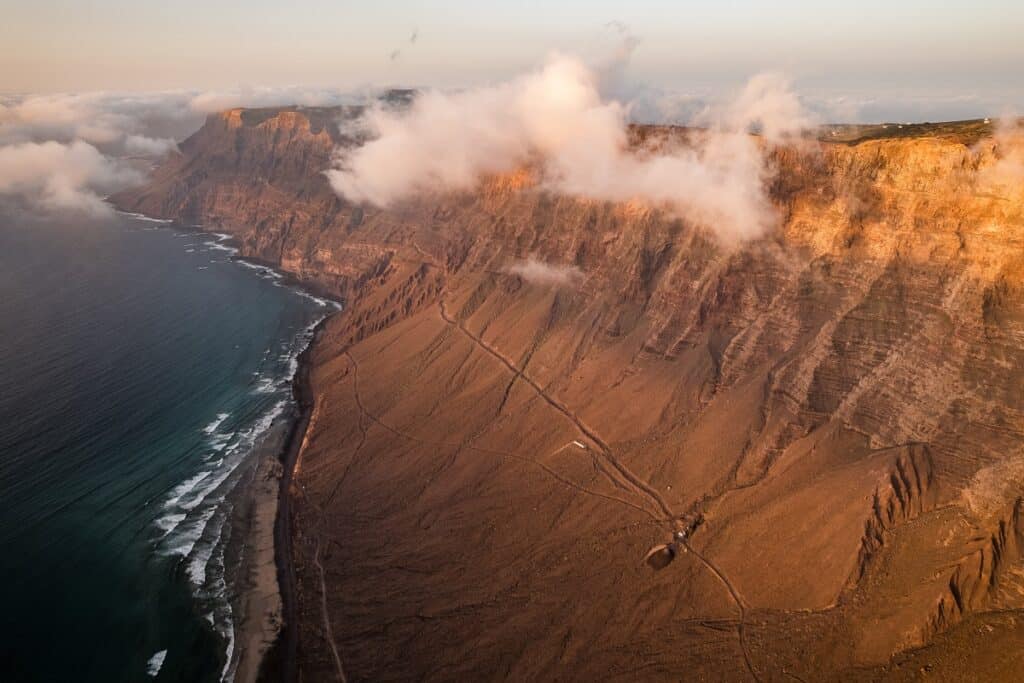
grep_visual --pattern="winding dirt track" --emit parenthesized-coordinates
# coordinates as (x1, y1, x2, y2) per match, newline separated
(438, 300, 675, 522)
(341, 350, 656, 519)
(312, 538, 347, 683)
(306, 256, 758, 679)
(683, 541, 759, 681)
(436, 298, 759, 681)
(295, 469, 348, 682)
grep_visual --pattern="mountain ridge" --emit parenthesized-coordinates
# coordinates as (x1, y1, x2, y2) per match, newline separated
(114, 106, 1024, 680)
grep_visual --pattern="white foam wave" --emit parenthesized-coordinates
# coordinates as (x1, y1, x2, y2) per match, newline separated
(207, 242, 238, 255)
(188, 511, 226, 586)
(162, 506, 217, 558)
(199, 492, 238, 682)
(236, 260, 283, 281)
(251, 399, 288, 435)
(148, 307, 329, 680)
(290, 287, 337, 308)
(203, 413, 231, 435)
(118, 209, 173, 224)
(155, 512, 187, 535)
(234, 260, 339, 309)
(209, 435, 230, 452)
(146, 650, 168, 677)
(219, 601, 236, 682)
(163, 470, 213, 510)
(159, 399, 287, 556)
(253, 376, 277, 394)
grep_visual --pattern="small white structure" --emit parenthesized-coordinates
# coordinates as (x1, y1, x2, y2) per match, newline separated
(571, 440, 587, 450)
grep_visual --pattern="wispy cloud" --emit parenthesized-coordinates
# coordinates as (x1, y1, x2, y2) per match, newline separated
(980, 113, 1024, 191)
(506, 257, 583, 286)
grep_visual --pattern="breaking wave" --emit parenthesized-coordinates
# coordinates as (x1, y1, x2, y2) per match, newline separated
(146, 650, 168, 677)
(151, 316, 327, 681)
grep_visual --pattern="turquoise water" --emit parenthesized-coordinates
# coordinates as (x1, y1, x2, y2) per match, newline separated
(0, 208, 331, 681)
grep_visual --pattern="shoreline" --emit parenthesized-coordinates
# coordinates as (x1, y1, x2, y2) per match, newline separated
(209, 313, 333, 683)
(256, 314, 328, 683)
(115, 205, 338, 682)
(225, 418, 289, 683)
(115, 207, 341, 309)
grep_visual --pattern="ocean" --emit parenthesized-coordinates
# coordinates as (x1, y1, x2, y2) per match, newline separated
(0, 207, 332, 681)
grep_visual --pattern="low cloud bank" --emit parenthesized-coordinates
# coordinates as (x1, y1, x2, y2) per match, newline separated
(0, 93, 189, 156)
(0, 140, 143, 214)
(0, 92, 191, 215)
(187, 85, 360, 115)
(506, 257, 583, 286)
(327, 55, 815, 242)
(0, 86, 356, 215)
(124, 134, 179, 157)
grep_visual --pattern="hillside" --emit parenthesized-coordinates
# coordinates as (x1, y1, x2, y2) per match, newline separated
(114, 108, 1024, 681)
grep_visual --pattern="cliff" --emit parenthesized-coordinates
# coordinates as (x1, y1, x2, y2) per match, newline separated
(114, 108, 1024, 680)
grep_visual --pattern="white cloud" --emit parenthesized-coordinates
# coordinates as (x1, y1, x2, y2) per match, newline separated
(983, 114, 1024, 189)
(188, 86, 359, 114)
(124, 134, 179, 157)
(327, 55, 815, 242)
(0, 92, 198, 154)
(506, 257, 583, 286)
(0, 86, 356, 216)
(0, 86, 359, 156)
(0, 140, 144, 214)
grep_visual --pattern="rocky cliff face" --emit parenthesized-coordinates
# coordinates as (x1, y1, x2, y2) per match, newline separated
(115, 109, 1024, 680)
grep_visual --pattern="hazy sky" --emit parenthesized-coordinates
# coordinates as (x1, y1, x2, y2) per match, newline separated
(2, 1, 1023, 119)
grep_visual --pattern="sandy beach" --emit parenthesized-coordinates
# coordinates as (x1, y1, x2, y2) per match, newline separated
(228, 418, 289, 683)
(225, 314, 329, 683)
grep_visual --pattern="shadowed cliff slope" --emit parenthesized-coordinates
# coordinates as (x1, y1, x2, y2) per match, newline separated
(115, 108, 1024, 680)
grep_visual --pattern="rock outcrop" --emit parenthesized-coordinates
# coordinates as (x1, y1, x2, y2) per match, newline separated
(115, 109, 1024, 680)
